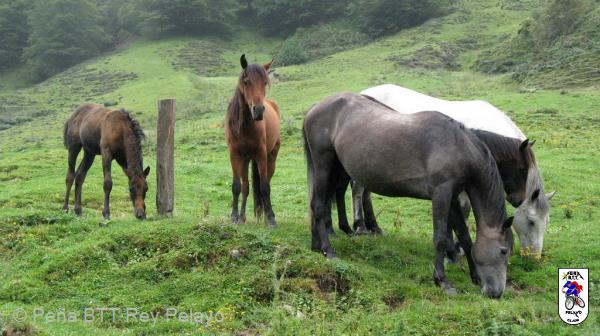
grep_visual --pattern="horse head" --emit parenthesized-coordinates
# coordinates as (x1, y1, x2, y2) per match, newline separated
(238, 54, 272, 121)
(128, 166, 150, 219)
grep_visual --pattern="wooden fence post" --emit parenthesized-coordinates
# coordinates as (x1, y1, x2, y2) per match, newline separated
(156, 99, 175, 216)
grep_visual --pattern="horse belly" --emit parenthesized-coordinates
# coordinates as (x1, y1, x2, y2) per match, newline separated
(79, 127, 101, 154)
(334, 137, 432, 199)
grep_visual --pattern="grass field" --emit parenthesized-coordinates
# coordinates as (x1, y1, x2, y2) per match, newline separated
(1, 1, 599, 335)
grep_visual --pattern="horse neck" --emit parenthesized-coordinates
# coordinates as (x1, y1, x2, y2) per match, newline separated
(466, 153, 507, 232)
(123, 129, 143, 178)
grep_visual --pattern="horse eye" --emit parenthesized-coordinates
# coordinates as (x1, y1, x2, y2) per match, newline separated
(243, 79, 249, 85)
(500, 247, 508, 255)
(528, 220, 535, 226)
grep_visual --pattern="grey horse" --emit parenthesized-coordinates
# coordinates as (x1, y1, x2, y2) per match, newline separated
(303, 93, 513, 298)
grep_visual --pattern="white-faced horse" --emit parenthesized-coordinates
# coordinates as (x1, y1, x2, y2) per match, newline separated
(352, 84, 554, 257)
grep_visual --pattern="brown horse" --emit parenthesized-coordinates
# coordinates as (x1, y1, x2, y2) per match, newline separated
(63, 103, 150, 220)
(225, 54, 281, 227)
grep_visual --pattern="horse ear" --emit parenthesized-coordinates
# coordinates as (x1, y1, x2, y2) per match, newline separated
(240, 54, 248, 69)
(520, 139, 532, 165)
(546, 191, 556, 201)
(503, 216, 514, 230)
(530, 188, 540, 201)
(263, 59, 273, 71)
(529, 140, 536, 147)
(144, 166, 150, 177)
(519, 139, 530, 153)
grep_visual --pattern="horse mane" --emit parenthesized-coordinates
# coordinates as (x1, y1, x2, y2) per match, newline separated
(468, 131, 508, 225)
(470, 129, 536, 167)
(526, 167, 549, 211)
(227, 63, 270, 137)
(227, 89, 248, 138)
(118, 108, 145, 173)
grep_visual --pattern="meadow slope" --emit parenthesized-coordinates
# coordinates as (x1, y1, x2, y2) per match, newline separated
(1, 1, 599, 335)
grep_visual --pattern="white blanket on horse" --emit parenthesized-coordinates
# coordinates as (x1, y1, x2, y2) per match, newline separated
(361, 84, 525, 140)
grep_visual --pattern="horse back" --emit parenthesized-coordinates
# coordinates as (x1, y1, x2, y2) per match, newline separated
(65, 103, 120, 154)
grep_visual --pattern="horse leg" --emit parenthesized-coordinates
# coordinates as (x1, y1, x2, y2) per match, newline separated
(431, 184, 457, 295)
(450, 199, 479, 285)
(63, 145, 81, 212)
(351, 181, 369, 234)
(335, 181, 353, 235)
(310, 151, 338, 259)
(258, 147, 278, 228)
(239, 159, 250, 223)
(73, 151, 96, 216)
(447, 192, 471, 260)
(229, 153, 243, 224)
(101, 149, 113, 220)
(363, 190, 383, 234)
(311, 177, 336, 259)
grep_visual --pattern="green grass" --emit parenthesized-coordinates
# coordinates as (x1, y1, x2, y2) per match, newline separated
(1, 1, 599, 335)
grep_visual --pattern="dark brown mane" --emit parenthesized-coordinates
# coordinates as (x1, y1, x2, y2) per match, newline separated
(118, 109, 145, 173)
(470, 129, 536, 166)
(227, 88, 250, 138)
(119, 108, 146, 144)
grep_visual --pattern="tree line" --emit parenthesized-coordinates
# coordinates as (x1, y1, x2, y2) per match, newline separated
(0, 0, 449, 81)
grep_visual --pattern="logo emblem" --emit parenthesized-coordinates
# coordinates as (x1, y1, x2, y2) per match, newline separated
(558, 268, 588, 325)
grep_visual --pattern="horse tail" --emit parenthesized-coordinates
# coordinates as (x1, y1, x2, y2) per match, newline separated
(303, 126, 314, 222)
(252, 160, 264, 219)
(63, 120, 70, 149)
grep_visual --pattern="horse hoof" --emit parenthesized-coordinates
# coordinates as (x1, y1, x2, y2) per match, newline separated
(443, 286, 458, 296)
(340, 226, 353, 235)
(370, 227, 384, 235)
(74, 208, 82, 216)
(267, 219, 277, 228)
(354, 226, 369, 235)
(324, 250, 337, 259)
(62, 207, 69, 213)
(445, 252, 461, 264)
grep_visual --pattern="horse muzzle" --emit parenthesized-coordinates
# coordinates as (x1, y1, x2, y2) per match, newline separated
(135, 209, 146, 220)
(251, 105, 265, 121)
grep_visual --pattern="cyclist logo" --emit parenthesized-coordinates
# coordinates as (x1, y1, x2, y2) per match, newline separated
(558, 268, 588, 325)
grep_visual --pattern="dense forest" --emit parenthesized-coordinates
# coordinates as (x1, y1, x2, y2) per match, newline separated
(1, 0, 599, 84)
(0, 0, 451, 80)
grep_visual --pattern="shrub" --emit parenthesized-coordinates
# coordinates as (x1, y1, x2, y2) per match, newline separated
(348, 0, 452, 38)
(277, 24, 370, 66)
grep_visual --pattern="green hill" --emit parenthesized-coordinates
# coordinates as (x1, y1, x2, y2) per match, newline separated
(1, 1, 599, 335)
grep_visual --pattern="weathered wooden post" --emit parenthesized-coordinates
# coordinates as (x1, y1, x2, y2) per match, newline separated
(156, 99, 175, 216)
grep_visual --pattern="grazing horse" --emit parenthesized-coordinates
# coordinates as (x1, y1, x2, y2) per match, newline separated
(225, 54, 281, 227)
(354, 84, 554, 256)
(63, 103, 150, 220)
(304, 93, 513, 298)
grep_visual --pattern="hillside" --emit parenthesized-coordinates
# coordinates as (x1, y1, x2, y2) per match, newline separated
(1, 1, 600, 335)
